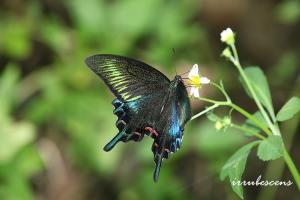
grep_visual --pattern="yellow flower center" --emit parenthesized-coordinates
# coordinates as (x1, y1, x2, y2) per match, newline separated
(189, 75, 201, 88)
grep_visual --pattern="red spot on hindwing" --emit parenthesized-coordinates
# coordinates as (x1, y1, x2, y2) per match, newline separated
(145, 127, 159, 138)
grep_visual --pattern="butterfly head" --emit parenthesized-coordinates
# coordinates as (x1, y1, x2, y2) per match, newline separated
(174, 74, 182, 80)
(172, 75, 183, 85)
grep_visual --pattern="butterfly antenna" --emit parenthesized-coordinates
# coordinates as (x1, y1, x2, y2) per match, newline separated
(103, 129, 126, 151)
(153, 154, 163, 182)
(179, 70, 190, 76)
(172, 48, 178, 76)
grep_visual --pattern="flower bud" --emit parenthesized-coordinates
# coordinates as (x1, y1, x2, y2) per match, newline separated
(215, 121, 223, 130)
(220, 28, 235, 45)
(223, 116, 231, 126)
(221, 47, 233, 59)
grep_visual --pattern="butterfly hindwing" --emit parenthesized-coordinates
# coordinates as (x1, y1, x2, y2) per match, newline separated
(151, 78, 191, 181)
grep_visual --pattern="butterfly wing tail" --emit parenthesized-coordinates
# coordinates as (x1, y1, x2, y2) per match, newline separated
(103, 129, 126, 151)
(153, 153, 163, 182)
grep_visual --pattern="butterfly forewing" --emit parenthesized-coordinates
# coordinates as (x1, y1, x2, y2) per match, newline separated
(85, 54, 170, 102)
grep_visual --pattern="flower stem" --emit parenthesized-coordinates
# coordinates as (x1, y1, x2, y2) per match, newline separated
(283, 149, 300, 190)
(210, 81, 231, 102)
(230, 123, 266, 140)
(229, 103, 272, 136)
(230, 44, 280, 136)
(197, 97, 227, 105)
(191, 104, 219, 120)
(196, 97, 271, 136)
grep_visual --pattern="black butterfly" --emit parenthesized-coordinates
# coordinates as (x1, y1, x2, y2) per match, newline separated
(85, 54, 191, 182)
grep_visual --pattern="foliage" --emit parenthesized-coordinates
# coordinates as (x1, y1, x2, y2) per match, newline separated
(257, 135, 283, 161)
(220, 141, 260, 199)
(276, 97, 300, 121)
(191, 28, 300, 199)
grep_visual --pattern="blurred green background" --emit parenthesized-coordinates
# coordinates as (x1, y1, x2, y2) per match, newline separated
(0, 0, 299, 200)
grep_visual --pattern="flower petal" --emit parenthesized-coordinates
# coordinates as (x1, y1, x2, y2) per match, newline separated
(200, 77, 210, 84)
(188, 64, 199, 79)
(190, 87, 200, 98)
(220, 28, 235, 45)
(193, 89, 200, 98)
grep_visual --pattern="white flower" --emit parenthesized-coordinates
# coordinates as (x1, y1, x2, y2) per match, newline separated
(188, 64, 210, 98)
(220, 28, 235, 45)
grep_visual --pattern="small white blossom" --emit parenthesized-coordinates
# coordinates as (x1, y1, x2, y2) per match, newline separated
(188, 64, 210, 98)
(220, 28, 235, 45)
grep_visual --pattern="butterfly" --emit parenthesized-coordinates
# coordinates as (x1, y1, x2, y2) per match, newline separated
(85, 54, 191, 182)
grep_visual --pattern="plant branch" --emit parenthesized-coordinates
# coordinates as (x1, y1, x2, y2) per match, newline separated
(191, 104, 219, 120)
(229, 103, 271, 136)
(195, 97, 271, 136)
(210, 81, 231, 103)
(283, 149, 300, 189)
(230, 44, 280, 136)
(230, 123, 265, 140)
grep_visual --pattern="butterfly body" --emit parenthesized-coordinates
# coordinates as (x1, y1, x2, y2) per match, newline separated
(85, 54, 191, 181)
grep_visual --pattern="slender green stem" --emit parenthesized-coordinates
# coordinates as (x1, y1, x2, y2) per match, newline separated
(229, 103, 272, 136)
(283, 149, 300, 189)
(230, 44, 279, 136)
(196, 97, 271, 136)
(230, 123, 265, 140)
(191, 104, 219, 120)
(202, 81, 271, 135)
(197, 97, 227, 105)
(197, 97, 220, 104)
(210, 81, 231, 102)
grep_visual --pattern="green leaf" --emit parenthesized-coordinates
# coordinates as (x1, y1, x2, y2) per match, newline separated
(276, 0, 300, 24)
(241, 67, 275, 120)
(0, 64, 20, 116)
(243, 111, 266, 135)
(220, 141, 260, 199)
(276, 97, 300, 121)
(0, 122, 35, 163)
(12, 145, 44, 178)
(0, 18, 32, 59)
(257, 135, 284, 161)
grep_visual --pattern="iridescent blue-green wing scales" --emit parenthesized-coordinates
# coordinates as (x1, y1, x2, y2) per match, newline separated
(85, 54, 170, 102)
(152, 80, 191, 182)
(85, 54, 171, 151)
